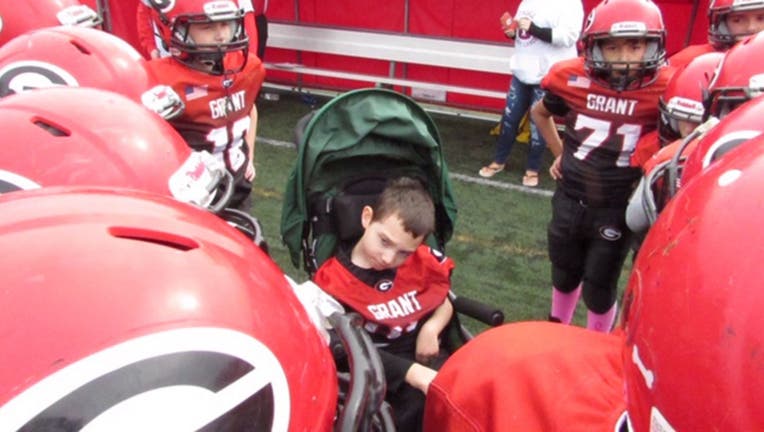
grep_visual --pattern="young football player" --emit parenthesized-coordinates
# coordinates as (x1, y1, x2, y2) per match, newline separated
(529, 0, 672, 332)
(314, 176, 454, 432)
(669, 0, 764, 69)
(625, 51, 721, 250)
(145, 0, 265, 214)
(628, 32, 764, 234)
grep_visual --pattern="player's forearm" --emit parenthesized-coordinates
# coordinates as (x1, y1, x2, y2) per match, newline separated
(531, 101, 563, 157)
(405, 362, 437, 394)
(246, 105, 258, 161)
(422, 298, 453, 335)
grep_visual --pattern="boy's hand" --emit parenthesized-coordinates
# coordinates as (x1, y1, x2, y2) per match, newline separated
(245, 163, 256, 181)
(405, 363, 437, 394)
(549, 155, 563, 180)
(415, 323, 441, 364)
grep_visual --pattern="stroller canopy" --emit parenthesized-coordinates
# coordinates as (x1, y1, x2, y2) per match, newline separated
(280, 88, 457, 270)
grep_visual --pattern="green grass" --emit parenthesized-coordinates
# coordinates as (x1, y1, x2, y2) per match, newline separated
(254, 90, 632, 332)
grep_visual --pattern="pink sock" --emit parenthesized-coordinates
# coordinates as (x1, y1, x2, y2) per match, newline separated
(587, 302, 618, 332)
(550, 284, 581, 324)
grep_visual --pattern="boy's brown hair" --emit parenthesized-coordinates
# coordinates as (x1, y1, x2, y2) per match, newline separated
(371, 176, 435, 238)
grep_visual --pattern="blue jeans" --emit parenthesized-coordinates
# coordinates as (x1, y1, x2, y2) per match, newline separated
(492, 77, 547, 172)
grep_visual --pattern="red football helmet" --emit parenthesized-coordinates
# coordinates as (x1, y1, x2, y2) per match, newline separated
(0, 0, 100, 46)
(632, 95, 764, 229)
(152, 0, 249, 74)
(708, 0, 764, 49)
(0, 87, 192, 196)
(680, 94, 764, 187)
(0, 186, 338, 430)
(0, 26, 155, 102)
(0, 86, 269, 247)
(658, 51, 722, 145)
(621, 135, 764, 431)
(581, 0, 666, 91)
(703, 31, 764, 120)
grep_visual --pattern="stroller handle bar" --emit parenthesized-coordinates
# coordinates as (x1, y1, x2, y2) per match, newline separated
(450, 293, 505, 327)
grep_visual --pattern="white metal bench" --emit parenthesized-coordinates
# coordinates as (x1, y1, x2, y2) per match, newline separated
(264, 22, 514, 103)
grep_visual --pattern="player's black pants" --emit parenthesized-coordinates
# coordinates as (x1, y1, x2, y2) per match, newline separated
(547, 188, 632, 314)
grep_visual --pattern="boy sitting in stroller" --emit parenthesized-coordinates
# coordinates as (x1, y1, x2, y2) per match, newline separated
(314, 176, 454, 432)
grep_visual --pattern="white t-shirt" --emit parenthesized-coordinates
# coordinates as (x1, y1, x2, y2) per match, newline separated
(510, 0, 584, 84)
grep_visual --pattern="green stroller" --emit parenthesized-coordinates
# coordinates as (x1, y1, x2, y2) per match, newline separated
(280, 88, 503, 431)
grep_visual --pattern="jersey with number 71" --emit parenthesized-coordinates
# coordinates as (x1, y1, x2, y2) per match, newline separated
(541, 57, 671, 206)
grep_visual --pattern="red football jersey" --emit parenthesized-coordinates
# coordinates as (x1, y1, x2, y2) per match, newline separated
(542, 57, 671, 206)
(314, 246, 453, 339)
(631, 129, 660, 169)
(424, 322, 627, 432)
(146, 54, 265, 178)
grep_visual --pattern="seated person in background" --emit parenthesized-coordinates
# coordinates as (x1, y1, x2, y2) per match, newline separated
(314, 176, 454, 432)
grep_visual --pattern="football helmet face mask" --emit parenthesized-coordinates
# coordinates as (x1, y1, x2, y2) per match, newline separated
(582, 0, 667, 91)
(703, 31, 764, 120)
(157, 0, 249, 75)
(0, 187, 338, 431)
(658, 52, 722, 145)
(0, 0, 100, 46)
(621, 135, 764, 431)
(708, 0, 764, 49)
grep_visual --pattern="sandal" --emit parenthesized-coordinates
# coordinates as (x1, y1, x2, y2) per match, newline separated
(522, 171, 539, 187)
(479, 162, 505, 178)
